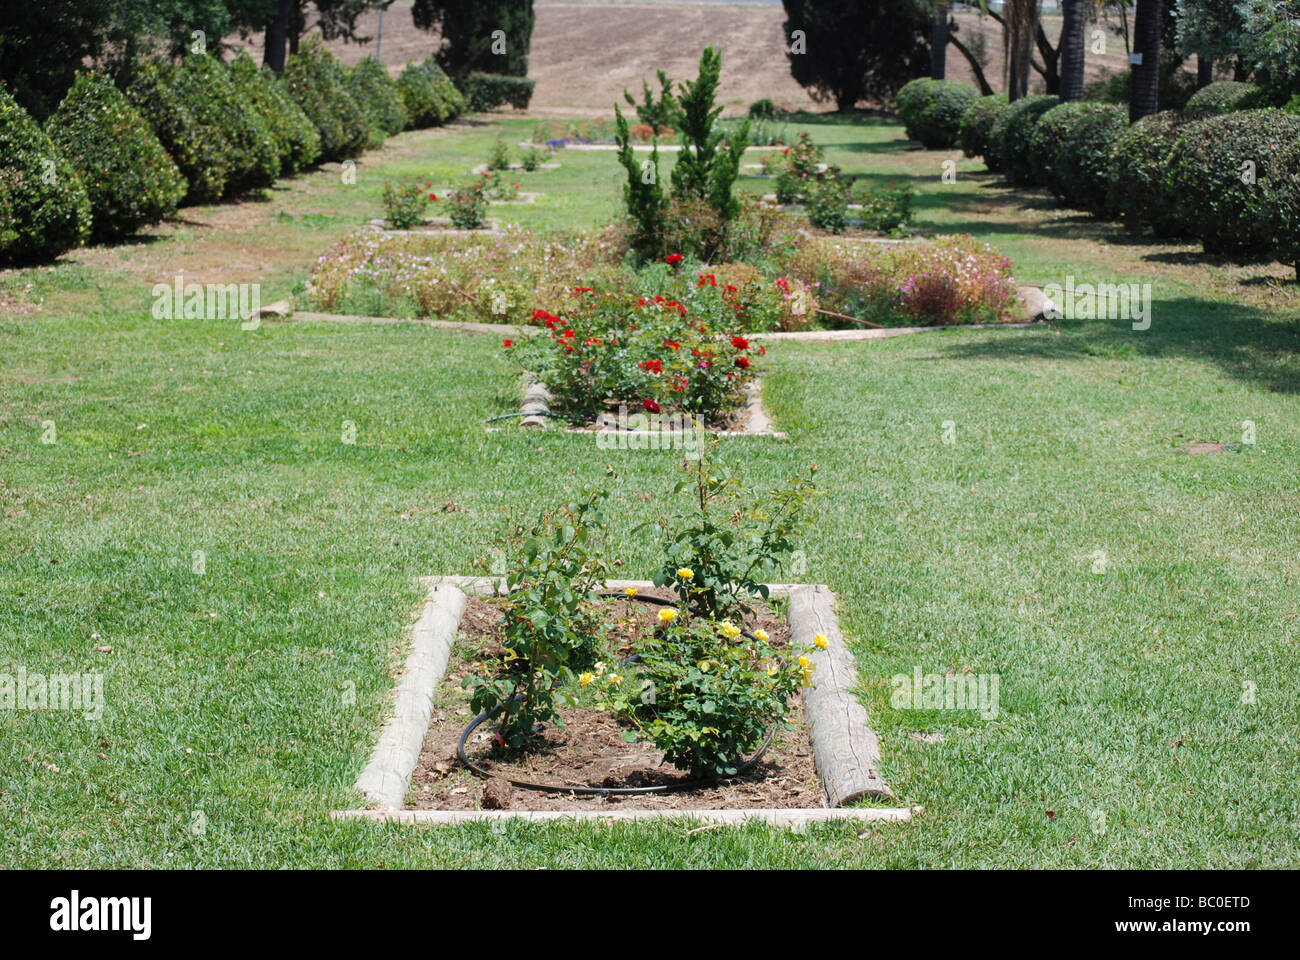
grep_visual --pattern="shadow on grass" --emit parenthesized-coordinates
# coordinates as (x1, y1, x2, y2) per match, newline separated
(930, 298, 1300, 393)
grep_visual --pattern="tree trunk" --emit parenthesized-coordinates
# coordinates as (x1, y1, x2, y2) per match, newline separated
(1006, 0, 1039, 101)
(1130, 0, 1163, 121)
(931, 4, 949, 80)
(1059, 0, 1086, 101)
(949, 33, 994, 96)
(264, 0, 292, 72)
(1197, 56, 1213, 89)
(1033, 21, 1060, 95)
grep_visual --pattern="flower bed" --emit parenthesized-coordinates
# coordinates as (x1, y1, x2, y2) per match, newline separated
(785, 234, 1019, 326)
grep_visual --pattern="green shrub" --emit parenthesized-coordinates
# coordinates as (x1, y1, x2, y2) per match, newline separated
(856, 182, 913, 233)
(806, 175, 851, 233)
(958, 93, 1008, 166)
(175, 53, 279, 196)
(382, 182, 433, 228)
(1183, 80, 1257, 118)
(905, 79, 978, 149)
(398, 59, 465, 127)
(227, 51, 321, 175)
(488, 137, 511, 170)
(894, 77, 936, 131)
(348, 56, 409, 147)
(445, 181, 490, 229)
(0, 87, 91, 261)
(989, 94, 1060, 184)
(520, 145, 543, 171)
(1165, 109, 1300, 256)
(1029, 101, 1128, 216)
(128, 58, 231, 203)
(464, 72, 535, 111)
(1265, 140, 1300, 278)
(1107, 110, 1190, 238)
(44, 71, 184, 241)
(282, 38, 369, 162)
(748, 97, 776, 119)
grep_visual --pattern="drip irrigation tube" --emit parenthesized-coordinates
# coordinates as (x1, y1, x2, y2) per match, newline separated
(455, 590, 780, 796)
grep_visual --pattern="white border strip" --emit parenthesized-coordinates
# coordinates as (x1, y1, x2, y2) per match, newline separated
(333, 806, 919, 826)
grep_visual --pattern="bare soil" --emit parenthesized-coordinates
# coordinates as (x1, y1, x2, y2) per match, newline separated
(406, 591, 826, 811)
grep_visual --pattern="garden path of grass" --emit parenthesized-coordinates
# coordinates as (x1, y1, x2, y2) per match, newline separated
(2, 111, 1297, 868)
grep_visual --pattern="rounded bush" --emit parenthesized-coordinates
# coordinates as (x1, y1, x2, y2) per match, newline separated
(1028, 101, 1128, 215)
(175, 53, 279, 196)
(128, 58, 231, 203)
(425, 60, 467, 118)
(1107, 110, 1190, 237)
(958, 93, 1008, 165)
(1183, 81, 1257, 118)
(283, 37, 369, 162)
(398, 62, 445, 128)
(910, 80, 978, 149)
(0, 87, 91, 261)
(989, 95, 1060, 184)
(44, 71, 184, 241)
(348, 56, 409, 147)
(895, 77, 936, 132)
(1165, 109, 1300, 256)
(228, 51, 321, 175)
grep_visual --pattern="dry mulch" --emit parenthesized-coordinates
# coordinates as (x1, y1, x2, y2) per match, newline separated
(406, 591, 825, 812)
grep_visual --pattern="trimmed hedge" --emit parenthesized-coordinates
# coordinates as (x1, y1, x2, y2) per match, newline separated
(958, 93, 1008, 166)
(228, 51, 321, 175)
(175, 53, 280, 196)
(349, 56, 409, 147)
(1266, 140, 1300, 277)
(907, 79, 978, 149)
(464, 72, 534, 111)
(128, 58, 231, 203)
(1107, 110, 1189, 238)
(283, 38, 369, 162)
(1165, 109, 1300, 256)
(1028, 101, 1128, 216)
(0, 87, 91, 262)
(44, 71, 184, 241)
(1182, 81, 1256, 118)
(989, 95, 1060, 184)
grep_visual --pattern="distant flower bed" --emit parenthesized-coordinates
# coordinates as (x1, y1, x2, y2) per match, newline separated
(786, 234, 1018, 326)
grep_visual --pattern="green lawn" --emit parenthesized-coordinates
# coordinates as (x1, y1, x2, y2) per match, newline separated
(2, 111, 1298, 868)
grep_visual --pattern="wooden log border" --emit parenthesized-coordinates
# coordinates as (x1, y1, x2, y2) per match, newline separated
(337, 576, 902, 825)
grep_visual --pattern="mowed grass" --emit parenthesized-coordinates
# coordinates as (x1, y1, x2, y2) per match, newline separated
(2, 110, 1298, 868)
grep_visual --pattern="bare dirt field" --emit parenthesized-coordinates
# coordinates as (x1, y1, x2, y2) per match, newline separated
(227, 2, 1151, 117)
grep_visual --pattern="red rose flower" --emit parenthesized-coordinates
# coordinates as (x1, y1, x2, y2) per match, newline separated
(731, 336, 749, 350)
(643, 397, 661, 413)
(502, 338, 514, 347)
(639, 359, 663, 374)
(735, 356, 750, 368)
(663, 340, 680, 350)
(665, 254, 683, 266)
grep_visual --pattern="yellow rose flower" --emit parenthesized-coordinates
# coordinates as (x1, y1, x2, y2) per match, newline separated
(624, 586, 638, 596)
(719, 621, 741, 640)
(814, 633, 828, 649)
(677, 567, 694, 580)
(797, 655, 810, 669)
(658, 608, 678, 623)
(579, 672, 595, 687)
(766, 665, 779, 678)
(754, 629, 769, 643)
(594, 661, 606, 676)
(609, 673, 623, 686)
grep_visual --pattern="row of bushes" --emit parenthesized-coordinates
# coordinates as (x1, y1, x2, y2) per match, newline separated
(2, 42, 480, 264)
(896, 77, 1300, 276)
(463, 73, 535, 112)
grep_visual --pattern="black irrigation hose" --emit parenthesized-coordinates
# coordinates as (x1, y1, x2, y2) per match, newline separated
(483, 411, 566, 423)
(455, 590, 780, 796)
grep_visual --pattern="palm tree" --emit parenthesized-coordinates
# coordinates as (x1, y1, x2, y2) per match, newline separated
(1059, 0, 1086, 101)
(1130, 0, 1164, 120)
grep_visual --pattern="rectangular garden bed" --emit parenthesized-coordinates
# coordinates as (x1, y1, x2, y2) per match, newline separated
(333, 577, 911, 828)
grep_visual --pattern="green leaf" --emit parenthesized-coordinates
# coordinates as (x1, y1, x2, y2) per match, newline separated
(621, 729, 639, 743)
